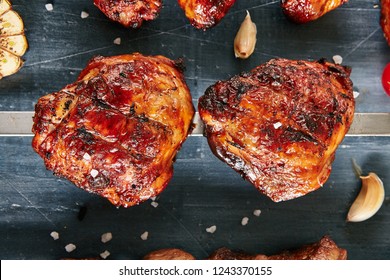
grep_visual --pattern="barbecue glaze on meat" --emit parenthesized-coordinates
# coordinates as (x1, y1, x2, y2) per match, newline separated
(199, 58, 354, 202)
(32, 53, 195, 207)
(381, 0, 390, 45)
(94, 0, 162, 28)
(177, 0, 236, 29)
(281, 0, 348, 23)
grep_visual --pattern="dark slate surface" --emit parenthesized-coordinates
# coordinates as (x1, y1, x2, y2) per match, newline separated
(0, 0, 389, 260)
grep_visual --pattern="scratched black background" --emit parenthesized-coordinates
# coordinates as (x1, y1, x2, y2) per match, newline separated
(0, 0, 389, 259)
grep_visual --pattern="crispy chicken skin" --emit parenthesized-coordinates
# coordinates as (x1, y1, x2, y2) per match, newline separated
(198, 58, 354, 202)
(381, 0, 390, 45)
(144, 236, 347, 260)
(177, 0, 236, 29)
(32, 53, 195, 207)
(93, 0, 162, 28)
(208, 236, 347, 260)
(281, 0, 348, 23)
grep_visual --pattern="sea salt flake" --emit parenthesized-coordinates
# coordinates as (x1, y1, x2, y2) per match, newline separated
(81, 11, 89, 19)
(83, 153, 91, 161)
(353, 91, 360, 98)
(332, 55, 343, 65)
(101, 232, 112, 243)
(140, 231, 149, 240)
(113, 37, 121, 45)
(273, 122, 282, 129)
(50, 231, 59, 240)
(206, 225, 217, 233)
(151, 201, 159, 208)
(100, 250, 110, 259)
(45, 3, 53, 11)
(253, 209, 261, 216)
(90, 169, 99, 178)
(65, 243, 76, 253)
(241, 217, 249, 226)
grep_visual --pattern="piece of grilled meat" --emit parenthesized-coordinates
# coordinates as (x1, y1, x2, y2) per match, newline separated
(198, 58, 354, 202)
(281, 0, 348, 23)
(144, 236, 347, 260)
(94, 0, 162, 28)
(32, 53, 195, 207)
(177, 0, 236, 29)
(381, 0, 390, 45)
(208, 236, 347, 260)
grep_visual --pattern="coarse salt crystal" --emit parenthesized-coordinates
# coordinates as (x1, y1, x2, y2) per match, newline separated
(332, 55, 343, 65)
(83, 153, 91, 161)
(241, 217, 249, 226)
(45, 3, 53, 11)
(151, 201, 159, 208)
(273, 122, 282, 129)
(113, 37, 121, 45)
(253, 209, 261, 216)
(150, 196, 156, 201)
(65, 243, 76, 253)
(140, 231, 149, 240)
(353, 91, 360, 98)
(81, 11, 89, 19)
(206, 225, 217, 234)
(90, 169, 98, 178)
(100, 250, 110, 259)
(101, 232, 112, 243)
(50, 231, 59, 240)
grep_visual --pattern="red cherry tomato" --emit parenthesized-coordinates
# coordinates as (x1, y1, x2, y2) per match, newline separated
(382, 63, 390, 96)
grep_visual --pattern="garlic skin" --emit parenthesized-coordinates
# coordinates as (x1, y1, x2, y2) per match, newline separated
(234, 11, 257, 59)
(347, 172, 385, 222)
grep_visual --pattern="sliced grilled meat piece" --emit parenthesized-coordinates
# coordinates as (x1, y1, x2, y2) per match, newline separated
(177, 0, 236, 29)
(32, 53, 194, 207)
(94, 0, 162, 28)
(198, 58, 354, 202)
(281, 0, 348, 23)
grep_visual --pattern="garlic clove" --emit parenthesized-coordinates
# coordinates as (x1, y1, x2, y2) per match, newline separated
(234, 10, 257, 59)
(347, 172, 385, 222)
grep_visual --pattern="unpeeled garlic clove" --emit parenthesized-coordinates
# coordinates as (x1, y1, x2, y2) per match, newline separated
(234, 10, 257, 59)
(347, 172, 385, 222)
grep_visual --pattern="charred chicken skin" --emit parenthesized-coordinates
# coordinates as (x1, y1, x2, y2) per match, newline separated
(32, 53, 195, 207)
(381, 0, 390, 45)
(93, 0, 162, 28)
(199, 58, 354, 202)
(144, 236, 347, 260)
(281, 0, 348, 23)
(177, 0, 236, 29)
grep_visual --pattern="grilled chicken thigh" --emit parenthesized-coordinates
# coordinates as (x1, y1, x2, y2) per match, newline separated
(94, 0, 162, 28)
(199, 58, 354, 202)
(177, 0, 236, 29)
(281, 0, 348, 23)
(32, 53, 195, 207)
(381, 0, 390, 45)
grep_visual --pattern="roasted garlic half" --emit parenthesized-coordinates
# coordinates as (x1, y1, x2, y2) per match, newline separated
(347, 172, 385, 222)
(0, 0, 28, 79)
